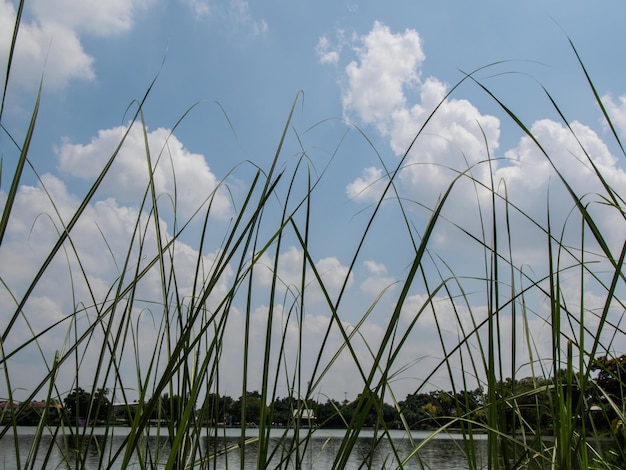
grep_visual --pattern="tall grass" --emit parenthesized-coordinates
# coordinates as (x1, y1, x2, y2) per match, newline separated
(1, 9, 625, 470)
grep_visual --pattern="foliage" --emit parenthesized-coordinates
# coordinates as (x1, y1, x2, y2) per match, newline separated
(63, 387, 111, 425)
(592, 354, 626, 402)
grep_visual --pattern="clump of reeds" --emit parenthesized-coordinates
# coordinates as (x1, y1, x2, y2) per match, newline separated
(1, 7, 624, 469)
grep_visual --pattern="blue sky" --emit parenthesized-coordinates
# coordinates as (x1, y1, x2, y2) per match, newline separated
(1, 0, 626, 404)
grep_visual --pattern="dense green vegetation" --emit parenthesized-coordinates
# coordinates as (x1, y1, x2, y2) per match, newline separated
(4, 359, 626, 434)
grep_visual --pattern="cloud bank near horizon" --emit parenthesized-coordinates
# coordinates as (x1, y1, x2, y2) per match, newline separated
(0, 16, 624, 402)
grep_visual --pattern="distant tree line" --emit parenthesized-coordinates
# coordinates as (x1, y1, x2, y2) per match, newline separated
(2, 355, 625, 431)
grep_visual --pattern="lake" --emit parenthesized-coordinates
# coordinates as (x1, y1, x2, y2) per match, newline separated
(0, 426, 490, 469)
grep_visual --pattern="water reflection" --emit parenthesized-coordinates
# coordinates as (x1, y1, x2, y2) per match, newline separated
(2, 426, 488, 469)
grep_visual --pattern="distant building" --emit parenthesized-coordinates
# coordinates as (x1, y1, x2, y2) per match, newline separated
(0, 400, 63, 425)
(0, 400, 18, 417)
(111, 401, 143, 425)
(294, 408, 316, 428)
(29, 400, 63, 412)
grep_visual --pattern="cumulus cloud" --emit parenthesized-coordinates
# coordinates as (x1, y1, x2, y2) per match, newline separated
(1, 171, 230, 297)
(254, 246, 354, 305)
(360, 260, 396, 296)
(29, 0, 148, 36)
(0, 169, 450, 400)
(0, 0, 149, 90)
(364, 260, 387, 276)
(56, 123, 232, 220)
(499, 118, 622, 194)
(0, 167, 236, 397)
(345, 166, 388, 202)
(342, 21, 425, 135)
(0, 116, 238, 403)
(317, 22, 626, 391)
(602, 93, 626, 138)
(329, 22, 625, 259)
(216, 299, 412, 400)
(0, 1, 94, 89)
(331, 22, 500, 213)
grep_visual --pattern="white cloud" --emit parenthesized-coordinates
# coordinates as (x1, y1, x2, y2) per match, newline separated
(336, 22, 500, 214)
(254, 246, 354, 305)
(364, 260, 387, 276)
(501, 119, 618, 184)
(342, 21, 425, 135)
(360, 260, 396, 296)
(0, 0, 149, 90)
(0, 170, 453, 400)
(388, 77, 501, 219)
(602, 93, 626, 139)
(316, 36, 340, 65)
(29, 0, 149, 36)
(320, 22, 626, 392)
(497, 118, 626, 252)
(216, 300, 407, 400)
(0, 2, 95, 90)
(0, 117, 239, 403)
(335, 22, 625, 262)
(345, 166, 388, 203)
(56, 123, 232, 220)
(316, 257, 353, 295)
(0, 168, 237, 398)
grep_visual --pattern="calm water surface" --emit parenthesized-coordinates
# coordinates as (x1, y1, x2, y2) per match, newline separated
(1, 426, 486, 469)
